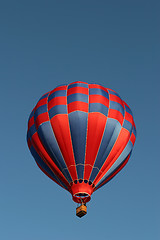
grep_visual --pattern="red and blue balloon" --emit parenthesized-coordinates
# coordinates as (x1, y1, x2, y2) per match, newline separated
(27, 81, 136, 203)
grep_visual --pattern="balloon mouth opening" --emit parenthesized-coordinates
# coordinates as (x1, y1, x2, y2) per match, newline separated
(70, 182, 93, 203)
(72, 193, 91, 203)
(75, 193, 89, 197)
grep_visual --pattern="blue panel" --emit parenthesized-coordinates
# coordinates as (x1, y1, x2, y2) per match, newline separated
(89, 168, 99, 182)
(133, 126, 136, 136)
(68, 83, 88, 89)
(30, 145, 68, 190)
(67, 93, 88, 104)
(38, 122, 72, 183)
(108, 90, 120, 98)
(124, 104, 132, 115)
(28, 124, 37, 138)
(76, 165, 85, 180)
(89, 103, 108, 117)
(89, 88, 109, 99)
(27, 130, 32, 143)
(48, 90, 66, 101)
(95, 140, 133, 188)
(123, 119, 133, 133)
(34, 105, 47, 120)
(68, 111, 88, 179)
(89, 119, 121, 181)
(110, 101, 124, 116)
(49, 105, 67, 119)
(27, 131, 30, 142)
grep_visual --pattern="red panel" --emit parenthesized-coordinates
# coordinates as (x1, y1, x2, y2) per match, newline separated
(27, 137, 32, 149)
(48, 96, 67, 111)
(50, 114, 78, 180)
(83, 113, 107, 180)
(130, 132, 136, 145)
(89, 95, 109, 107)
(28, 116, 34, 129)
(49, 85, 67, 95)
(36, 97, 47, 108)
(109, 94, 124, 106)
(108, 109, 124, 125)
(68, 101, 88, 113)
(89, 84, 108, 93)
(95, 154, 130, 191)
(125, 111, 133, 123)
(67, 87, 88, 95)
(35, 112, 49, 129)
(31, 132, 70, 188)
(93, 128, 130, 186)
(83, 165, 93, 180)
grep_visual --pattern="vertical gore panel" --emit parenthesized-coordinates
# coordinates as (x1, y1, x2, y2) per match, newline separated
(31, 132, 70, 188)
(68, 111, 88, 179)
(37, 122, 72, 183)
(27, 82, 136, 198)
(50, 114, 77, 181)
(95, 154, 130, 190)
(89, 119, 121, 182)
(93, 128, 130, 186)
(95, 140, 133, 188)
(83, 113, 107, 180)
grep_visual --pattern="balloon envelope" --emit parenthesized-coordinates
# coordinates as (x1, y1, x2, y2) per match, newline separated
(27, 81, 136, 203)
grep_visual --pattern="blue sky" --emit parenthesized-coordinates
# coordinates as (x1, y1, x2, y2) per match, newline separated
(0, 1, 159, 239)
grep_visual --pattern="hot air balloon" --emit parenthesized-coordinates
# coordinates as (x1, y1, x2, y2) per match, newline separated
(27, 81, 136, 217)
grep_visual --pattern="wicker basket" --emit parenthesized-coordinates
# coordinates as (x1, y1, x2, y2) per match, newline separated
(76, 204, 87, 218)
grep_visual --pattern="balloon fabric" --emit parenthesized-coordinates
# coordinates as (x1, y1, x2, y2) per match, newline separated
(27, 81, 136, 204)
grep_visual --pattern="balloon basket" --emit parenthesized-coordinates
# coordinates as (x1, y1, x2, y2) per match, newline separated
(76, 203, 87, 218)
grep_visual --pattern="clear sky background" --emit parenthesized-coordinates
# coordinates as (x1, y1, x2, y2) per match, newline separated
(0, 1, 159, 239)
